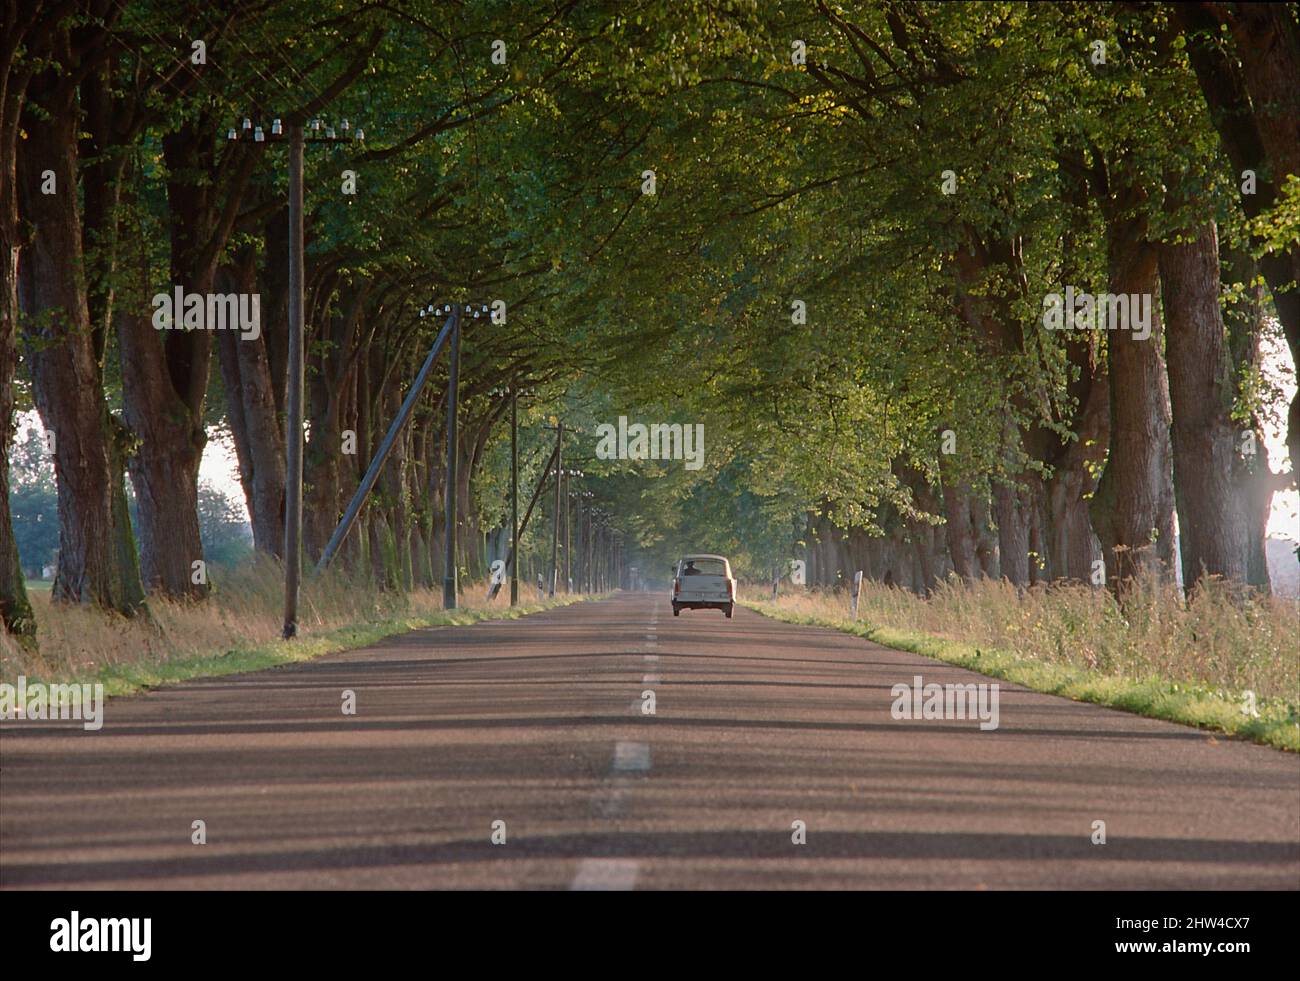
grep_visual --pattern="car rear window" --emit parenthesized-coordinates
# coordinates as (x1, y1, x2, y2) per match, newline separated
(680, 558, 727, 576)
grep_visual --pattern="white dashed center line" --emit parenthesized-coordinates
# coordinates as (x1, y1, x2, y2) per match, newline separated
(593, 777, 633, 817)
(571, 858, 639, 891)
(575, 738, 653, 888)
(612, 740, 651, 771)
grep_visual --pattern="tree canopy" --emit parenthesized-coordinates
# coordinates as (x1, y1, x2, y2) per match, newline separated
(2, 1, 1297, 638)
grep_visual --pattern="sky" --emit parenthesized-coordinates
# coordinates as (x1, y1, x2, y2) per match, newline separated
(1257, 331, 1299, 543)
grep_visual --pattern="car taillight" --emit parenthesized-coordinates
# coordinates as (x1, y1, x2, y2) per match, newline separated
(673, 578, 680, 595)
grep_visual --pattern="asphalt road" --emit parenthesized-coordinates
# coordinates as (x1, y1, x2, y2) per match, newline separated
(2, 592, 1297, 889)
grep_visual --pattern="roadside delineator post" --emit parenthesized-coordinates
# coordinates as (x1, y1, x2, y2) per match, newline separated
(851, 570, 863, 620)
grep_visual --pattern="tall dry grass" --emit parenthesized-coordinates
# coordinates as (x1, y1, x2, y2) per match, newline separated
(756, 573, 1298, 702)
(0, 556, 525, 685)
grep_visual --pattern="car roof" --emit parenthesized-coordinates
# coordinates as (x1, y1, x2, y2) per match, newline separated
(680, 554, 729, 561)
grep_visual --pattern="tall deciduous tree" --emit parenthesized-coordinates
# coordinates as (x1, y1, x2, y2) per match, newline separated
(16, 12, 145, 614)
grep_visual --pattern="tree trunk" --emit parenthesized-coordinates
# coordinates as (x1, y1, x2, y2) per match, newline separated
(348, 511, 368, 576)
(951, 231, 1038, 586)
(217, 258, 285, 557)
(376, 382, 409, 589)
(0, 302, 34, 639)
(972, 491, 998, 577)
(1223, 244, 1281, 590)
(1177, 1, 1300, 474)
(303, 405, 342, 563)
(119, 304, 207, 597)
(942, 479, 979, 581)
(78, 64, 126, 365)
(1043, 340, 1108, 582)
(107, 415, 148, 613)
(261, 209, 291, 419)
(1040, 146, 1110, 583)
(303, 316, 341, 560)
(369, 511, 392, 588)
(408, 421, 436, 588)
(112, 170, 206, 598)
(1089, 176, 1176, 590)
(992, 476, 1032, 587)
(16, 67, 142, 614)
(118, 117, 257, 597)
(1161, 220, 1249, 589)
(221, 324, 286, 557)
(0, 62, 34, 640)
(898, 463, 947, 593)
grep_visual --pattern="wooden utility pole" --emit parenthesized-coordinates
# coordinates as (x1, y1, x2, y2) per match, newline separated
(442, 308, 461, 608)
(548, 422, 563, 596)
(510, 387, 519, 605)
(282, 122, 305, 639)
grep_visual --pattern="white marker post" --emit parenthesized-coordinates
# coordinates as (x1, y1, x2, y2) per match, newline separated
(851, 571, 863, 620)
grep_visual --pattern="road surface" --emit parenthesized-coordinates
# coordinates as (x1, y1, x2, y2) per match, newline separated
(2, 593, 1297, 889)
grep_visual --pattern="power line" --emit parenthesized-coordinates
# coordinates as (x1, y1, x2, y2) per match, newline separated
(221, 22, 305, 104)
(243, 10, 315, 90)
(109, 16, 265, 113)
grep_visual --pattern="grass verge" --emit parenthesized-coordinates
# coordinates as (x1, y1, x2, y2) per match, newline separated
(1, 555, 602, 700)
(92, 594, 593, 699)
(745, 595, 1299, 753)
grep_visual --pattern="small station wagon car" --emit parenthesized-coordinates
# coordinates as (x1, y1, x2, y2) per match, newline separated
(671, 554, 736, 618)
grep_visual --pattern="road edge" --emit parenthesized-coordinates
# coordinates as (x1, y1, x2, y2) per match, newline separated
(742, 599, 1298, 753)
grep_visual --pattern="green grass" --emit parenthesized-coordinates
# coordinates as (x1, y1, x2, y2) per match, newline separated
(31, 594, 595, 701)
(744, 598, 1300, 753)
(23, 579, 52, 591)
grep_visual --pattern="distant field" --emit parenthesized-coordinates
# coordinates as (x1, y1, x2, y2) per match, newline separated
(23, 580, 51, 592)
